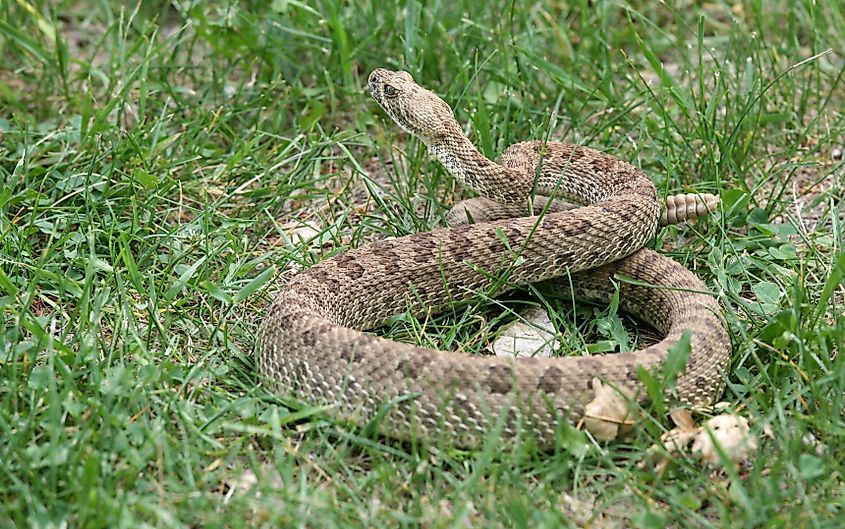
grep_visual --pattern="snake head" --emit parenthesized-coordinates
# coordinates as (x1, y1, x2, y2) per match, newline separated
(368, 68, 459, 144)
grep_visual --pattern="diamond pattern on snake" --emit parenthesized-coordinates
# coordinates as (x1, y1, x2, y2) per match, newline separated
(258, 68, 730, 449)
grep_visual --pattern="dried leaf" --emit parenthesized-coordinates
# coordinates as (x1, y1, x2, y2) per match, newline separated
(691, 414, 758, 466)
(580, 378, 635, 441)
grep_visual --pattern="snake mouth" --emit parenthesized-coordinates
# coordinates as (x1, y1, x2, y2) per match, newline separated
(367, 68, 390, 101)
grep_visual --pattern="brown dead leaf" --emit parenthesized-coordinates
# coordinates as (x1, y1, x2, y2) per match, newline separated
(579, 378, 635, 441)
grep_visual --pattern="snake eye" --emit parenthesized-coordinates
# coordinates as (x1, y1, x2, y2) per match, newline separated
(383, 84, 398, 98)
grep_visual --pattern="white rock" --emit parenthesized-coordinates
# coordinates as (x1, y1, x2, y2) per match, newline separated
(489, 306, 559, 358)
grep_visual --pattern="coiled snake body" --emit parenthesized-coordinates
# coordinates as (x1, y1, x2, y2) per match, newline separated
(259, 69, 730, 448)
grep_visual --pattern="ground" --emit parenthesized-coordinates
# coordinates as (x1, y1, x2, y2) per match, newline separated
(1, 1, 844, 527)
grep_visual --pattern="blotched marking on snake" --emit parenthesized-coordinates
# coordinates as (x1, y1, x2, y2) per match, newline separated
(258, 68, 730, 448)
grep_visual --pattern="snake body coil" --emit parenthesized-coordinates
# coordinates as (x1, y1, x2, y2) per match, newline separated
(258, 69, 730, 448)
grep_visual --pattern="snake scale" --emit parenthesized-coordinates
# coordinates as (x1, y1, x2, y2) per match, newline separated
(258, 68, 731, 449)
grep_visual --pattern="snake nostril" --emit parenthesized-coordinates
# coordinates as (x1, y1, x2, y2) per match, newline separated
(367, 76, 381, 96)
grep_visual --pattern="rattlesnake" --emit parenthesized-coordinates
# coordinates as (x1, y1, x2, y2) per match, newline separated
(258, 68, 731, 449)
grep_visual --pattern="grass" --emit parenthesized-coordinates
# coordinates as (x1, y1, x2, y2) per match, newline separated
(1, 0, 844, 527)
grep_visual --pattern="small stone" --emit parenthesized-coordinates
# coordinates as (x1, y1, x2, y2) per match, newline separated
(832, 147, 843, 161)
(489, 307, 559, 358)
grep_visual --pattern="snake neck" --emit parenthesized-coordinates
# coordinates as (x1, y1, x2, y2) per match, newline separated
(427, 133, 531, 205)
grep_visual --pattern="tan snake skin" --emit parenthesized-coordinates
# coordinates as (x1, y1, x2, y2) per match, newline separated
(258, 69, 731, 449)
